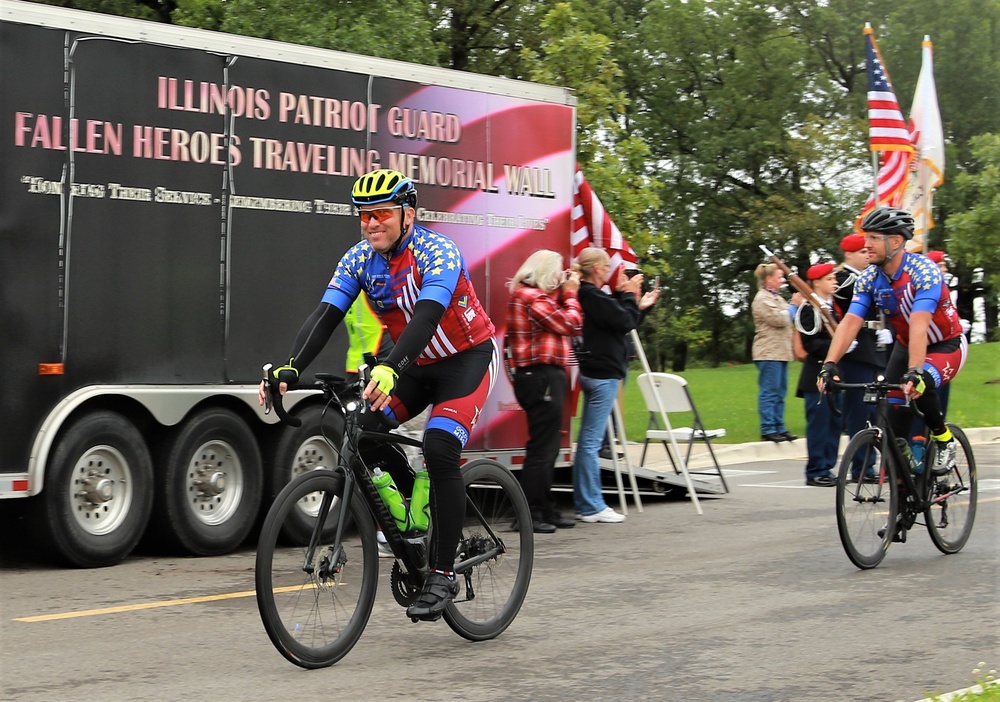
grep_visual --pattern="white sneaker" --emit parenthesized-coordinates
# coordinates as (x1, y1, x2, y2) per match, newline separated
(932, 439, 957, 476)
(577, 507, 626, 523)
(376, 531, 393, 558)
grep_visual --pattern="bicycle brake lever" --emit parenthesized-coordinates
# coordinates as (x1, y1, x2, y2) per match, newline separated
(262, 363, 273, 415)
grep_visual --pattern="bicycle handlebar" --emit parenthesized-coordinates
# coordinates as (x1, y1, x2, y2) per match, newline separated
(823, 376, 925, 419)
(262, 356, 401, 431)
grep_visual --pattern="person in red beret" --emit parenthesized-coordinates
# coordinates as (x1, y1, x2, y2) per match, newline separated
(833, 233, 891, 481)
(794, 263, 846, 486)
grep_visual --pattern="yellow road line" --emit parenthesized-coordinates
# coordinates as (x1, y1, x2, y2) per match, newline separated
(13, 584, 313, 623)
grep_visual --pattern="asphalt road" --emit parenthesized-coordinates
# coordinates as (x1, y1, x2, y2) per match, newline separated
(2, 443, 997, 702)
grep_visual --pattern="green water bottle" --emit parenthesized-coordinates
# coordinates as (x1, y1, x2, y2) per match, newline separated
(896, 438, 918, 475)
(372, 468, 412, 532)
(409, 470, 431, 532)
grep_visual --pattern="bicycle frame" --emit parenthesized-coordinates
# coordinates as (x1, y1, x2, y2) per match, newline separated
(835, 379, 966, 525)
(272, 372, 510, 599)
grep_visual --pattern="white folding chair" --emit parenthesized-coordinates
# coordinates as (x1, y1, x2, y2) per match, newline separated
(636, 372, 729, 494)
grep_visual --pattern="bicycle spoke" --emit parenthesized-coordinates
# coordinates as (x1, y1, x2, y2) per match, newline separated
(256, 470, 378, 669)
(925, 424, 977, 554)
(837, 429, 896, 569)
(443, 459, 533, 641)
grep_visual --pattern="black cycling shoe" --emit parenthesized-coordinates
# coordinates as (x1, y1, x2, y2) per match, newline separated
(877, 517, 907, 543)
(406, 572, 460, 622)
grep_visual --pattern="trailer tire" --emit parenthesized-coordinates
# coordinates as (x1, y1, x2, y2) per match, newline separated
(154, 408, 262, 556)
(39, 410, 154, 568)
(268, 404, 344, 544)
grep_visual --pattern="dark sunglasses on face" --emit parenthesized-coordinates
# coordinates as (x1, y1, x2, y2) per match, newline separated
(358, 206, 400, 224)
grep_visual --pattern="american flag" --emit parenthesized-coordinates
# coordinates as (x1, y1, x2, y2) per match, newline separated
(857, 25, 915, 231)
(864, 26, 915, 153)
(568, 166, 639, 414)
(571, 167, 638, 276)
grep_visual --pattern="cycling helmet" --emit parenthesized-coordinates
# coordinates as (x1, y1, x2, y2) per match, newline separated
(860, 207, 915, 240)
(351, 169, 417, 208)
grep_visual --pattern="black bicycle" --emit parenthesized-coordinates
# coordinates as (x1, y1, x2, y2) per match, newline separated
(828, 377, 977, 570)
(255, 363, 533, 668)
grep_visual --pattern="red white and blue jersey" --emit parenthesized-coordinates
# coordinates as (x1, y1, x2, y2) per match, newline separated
(849, 252, 962, 347)
(321, 223, 495, 364)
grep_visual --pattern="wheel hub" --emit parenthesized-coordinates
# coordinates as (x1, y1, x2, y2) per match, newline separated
(185, 440, 243, 525)
(193, 468, 226, 497)
(77, 473, 115, 504)
(70, 445, 133, 535)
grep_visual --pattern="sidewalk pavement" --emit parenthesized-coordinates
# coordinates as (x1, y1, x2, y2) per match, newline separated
(630, 426, 1000, 472)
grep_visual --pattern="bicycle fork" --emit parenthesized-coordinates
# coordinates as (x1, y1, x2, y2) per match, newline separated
(302, 468, 357, 581)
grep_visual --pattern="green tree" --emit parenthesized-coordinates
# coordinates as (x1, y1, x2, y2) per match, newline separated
(946, 133, 1000, 337)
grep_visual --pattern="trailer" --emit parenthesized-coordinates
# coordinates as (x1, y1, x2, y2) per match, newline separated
(1, 0, 580, 566)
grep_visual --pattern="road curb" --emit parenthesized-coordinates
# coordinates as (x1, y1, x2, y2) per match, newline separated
(679, 426, 1000, 469)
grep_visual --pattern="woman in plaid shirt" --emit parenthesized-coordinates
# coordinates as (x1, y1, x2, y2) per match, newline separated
(505, 250, 583, 533)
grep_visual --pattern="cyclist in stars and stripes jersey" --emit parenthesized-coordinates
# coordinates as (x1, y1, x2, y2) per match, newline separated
(260, 168, 497, 622)
(818, 206, 967, 477)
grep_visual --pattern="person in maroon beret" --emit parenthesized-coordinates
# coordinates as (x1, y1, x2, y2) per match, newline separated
(795, 263, 844, 486)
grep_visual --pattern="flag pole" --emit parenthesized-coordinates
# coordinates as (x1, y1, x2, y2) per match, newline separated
(871, 152, 880, 207)
(866, 24, 881, 208)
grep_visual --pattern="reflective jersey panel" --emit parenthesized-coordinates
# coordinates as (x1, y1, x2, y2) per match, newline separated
(848, 252, 962, 347)
(321, 224, 495, 364)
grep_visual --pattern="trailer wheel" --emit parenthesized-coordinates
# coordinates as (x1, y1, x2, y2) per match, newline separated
(39, 411, 154, 568)
(268, 404, 344, 543)
(155, 408, 262, 556)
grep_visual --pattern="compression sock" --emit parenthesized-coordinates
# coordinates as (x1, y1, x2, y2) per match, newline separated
(930, 428, 953, 443)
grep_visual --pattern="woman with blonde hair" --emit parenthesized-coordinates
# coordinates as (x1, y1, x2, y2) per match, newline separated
(752, 262, 803, 442)
(572, 247, 658, 523)
(505, 250, 583, 533)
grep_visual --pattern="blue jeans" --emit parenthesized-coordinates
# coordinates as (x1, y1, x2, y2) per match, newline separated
(572, 375, 619, 516)
(804, 390, 841, 479)
(839, 358, 879, 477)
(755, 360, 788, 435)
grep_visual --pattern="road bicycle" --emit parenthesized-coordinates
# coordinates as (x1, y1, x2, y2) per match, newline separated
(255, 362, 533, 668)
(828, 376, 977, 570)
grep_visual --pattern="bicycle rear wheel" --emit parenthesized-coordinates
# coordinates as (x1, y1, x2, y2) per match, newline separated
(443, 458, 533, 641)
(836, 429, 898, 569)
(255, 469, 378, 669)
(924, 424, 977, 554)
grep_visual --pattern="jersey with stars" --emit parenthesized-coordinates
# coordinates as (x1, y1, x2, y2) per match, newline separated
(849, 251, 962, 346)
(321, 224, 495, 363)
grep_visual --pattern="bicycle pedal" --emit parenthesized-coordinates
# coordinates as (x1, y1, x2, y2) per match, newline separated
(409, 613, 442, 624)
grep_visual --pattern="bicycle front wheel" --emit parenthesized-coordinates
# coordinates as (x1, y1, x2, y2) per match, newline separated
(255, 469, 378, 669)
(443, 458, 533, 641)
(924, 424, 977, 554)
(836, 429, 898, 569)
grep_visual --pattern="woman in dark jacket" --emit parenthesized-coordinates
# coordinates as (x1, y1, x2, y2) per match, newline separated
(572, 247, 658, 523)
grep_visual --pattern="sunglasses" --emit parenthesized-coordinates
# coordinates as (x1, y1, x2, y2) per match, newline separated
(358, 206, 400, 224)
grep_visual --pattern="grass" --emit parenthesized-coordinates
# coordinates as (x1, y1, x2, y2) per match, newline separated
(918, 664, 999, 701)
(614, 341, 1000, 445)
